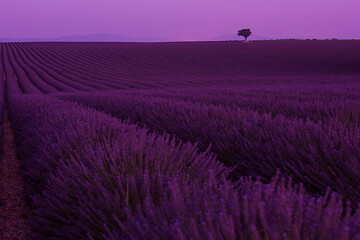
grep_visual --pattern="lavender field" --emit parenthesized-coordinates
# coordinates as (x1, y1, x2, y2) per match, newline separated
(1, 41, 360, 239)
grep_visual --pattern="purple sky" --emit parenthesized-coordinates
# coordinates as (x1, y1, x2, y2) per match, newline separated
(1, 0, 359, 40)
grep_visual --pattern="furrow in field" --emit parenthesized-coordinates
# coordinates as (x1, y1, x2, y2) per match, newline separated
(1, 45, 24, 94)
(33, 46, 136, 89)
(29, 46, 114, 91)
(56, 49, 158, 88)
(17, 44, 110, 88)
(53, 50, 145, 88)
(12, 44, 78, 93)
(9, 44, 60, 94)
(24, 43, 224, 89)
(4, 45, 42, 94)
(36, 44, 199, 89)
(31, 45, 124, 89)
(15, 43, 100, 91)
(84, 47, 203, 87)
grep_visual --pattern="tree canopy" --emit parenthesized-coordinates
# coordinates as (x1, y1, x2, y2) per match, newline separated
(237, 29, 252, 41)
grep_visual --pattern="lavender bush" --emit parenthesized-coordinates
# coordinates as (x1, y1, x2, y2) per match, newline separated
(58, 92, 360, 204)
(7, 95, 360, 239)
(2, 41, 360, 239)
(112, 86, 360, 126)
(8, 95, 225, 237)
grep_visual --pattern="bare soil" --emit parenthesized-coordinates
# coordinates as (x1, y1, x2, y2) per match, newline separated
(0, 109, 33, 240)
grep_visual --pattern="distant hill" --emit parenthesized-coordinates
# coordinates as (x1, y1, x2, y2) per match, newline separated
(211, 34, 271, 41)
(0, 37, 39, 42)
(0, 33, 169, 42)
(54, 33, 169, 42)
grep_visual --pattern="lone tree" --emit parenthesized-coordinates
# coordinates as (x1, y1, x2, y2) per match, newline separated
(237, 29, 252, 41)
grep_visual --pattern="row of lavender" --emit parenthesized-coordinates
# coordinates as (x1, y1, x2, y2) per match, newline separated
(57, 89, 360, 206)
(1, 43, 93, 94)
(7, 94, 360, 239)
(2, 41, 360, 238)
(113, 86, 360, 126)
(2, 42, 145, 94)
(3, 41, 360, 95)
(2, 41, 204, 94)
(0, 42, 232, 93)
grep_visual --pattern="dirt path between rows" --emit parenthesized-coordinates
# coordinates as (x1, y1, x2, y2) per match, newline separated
(0, 108, 33, 239)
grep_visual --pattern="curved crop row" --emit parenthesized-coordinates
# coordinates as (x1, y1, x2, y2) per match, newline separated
(58, 93, 360, 205)
(17, 43, 156, 90)
(9, 41, 360, 93)
(15, 43, 115, 91)
(8, 94, 360, 239)
(37, 45, 158, 89)
(8, 95, 226, 238)
(12, 44, 79, 92)
(16, 41, 360, 90)
(9, 44, 86, 93)
(110, 85, 360, 127)
(1, 44, 23, 94)
(4, 44, 42, 94)
(10, 44, 62, 93)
